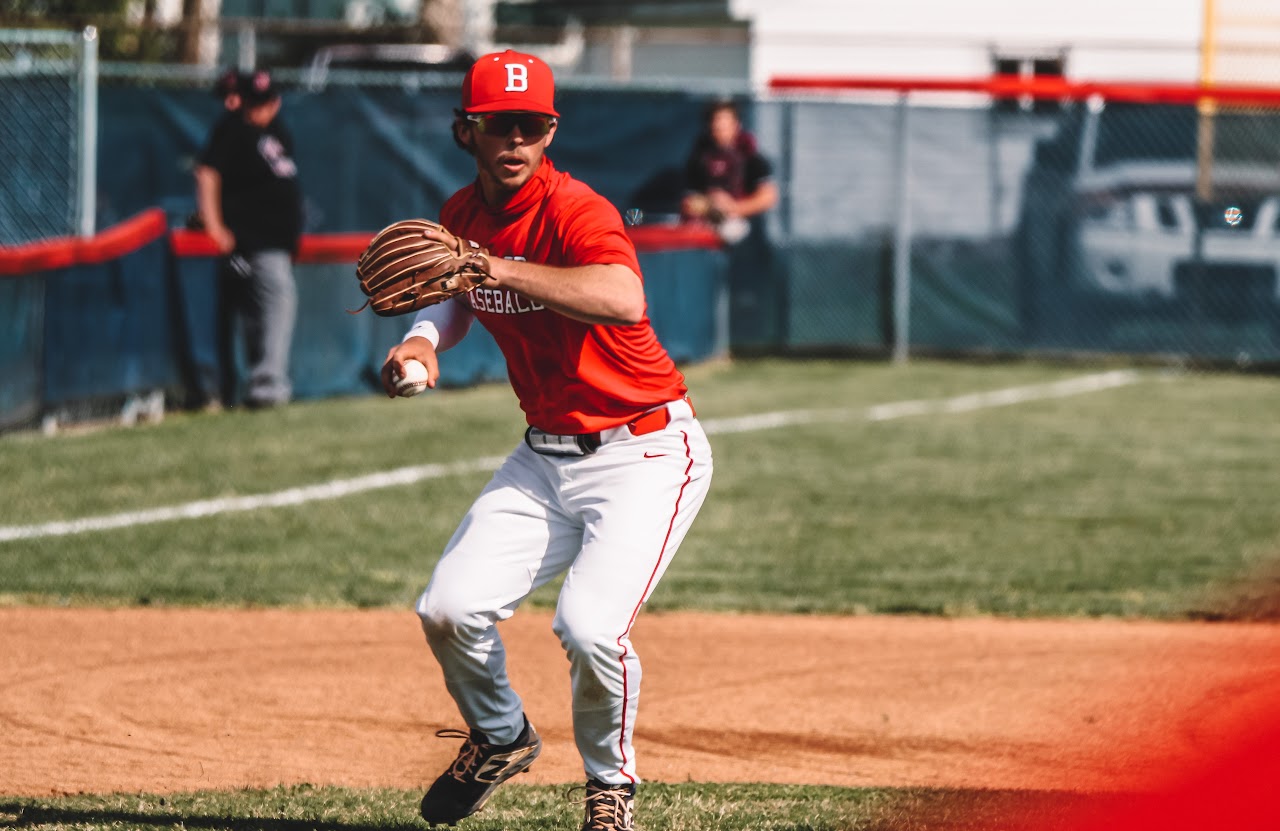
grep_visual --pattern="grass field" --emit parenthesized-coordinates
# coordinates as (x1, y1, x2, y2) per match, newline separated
(3, 357, 1278, 618)
(2, 356, 1278, 829)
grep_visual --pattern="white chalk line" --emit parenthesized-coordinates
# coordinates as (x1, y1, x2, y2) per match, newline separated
(1, 370, 1140, 543)
(701, 368, 1141, 432)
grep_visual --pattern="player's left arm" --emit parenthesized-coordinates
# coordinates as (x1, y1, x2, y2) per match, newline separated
(194, 165, 235, 253)
(472, 198, 645, 326)
(489, 260, 643, 326)
(727, 153, 779, 219)
(730, 179, 778, 218)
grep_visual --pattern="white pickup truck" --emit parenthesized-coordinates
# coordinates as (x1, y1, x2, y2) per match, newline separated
(1073, 178, 1280, 303)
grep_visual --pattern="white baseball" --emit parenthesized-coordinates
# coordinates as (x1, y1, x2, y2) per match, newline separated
(394, 359, 430, 398)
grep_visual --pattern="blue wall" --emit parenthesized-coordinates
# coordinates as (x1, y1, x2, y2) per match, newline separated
(93, 83, 710, 233)
(0, 239, 728, 429)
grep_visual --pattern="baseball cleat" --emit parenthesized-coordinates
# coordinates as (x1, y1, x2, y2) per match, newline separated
(419, 717, 541, 826)
(576, 778, 636, 831)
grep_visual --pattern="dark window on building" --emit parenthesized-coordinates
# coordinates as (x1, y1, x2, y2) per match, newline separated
(993, 53, 1065, 114)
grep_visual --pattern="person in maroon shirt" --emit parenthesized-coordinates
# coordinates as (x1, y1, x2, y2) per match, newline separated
(681, 98, 778, 244)
(381, 50, 714, 831)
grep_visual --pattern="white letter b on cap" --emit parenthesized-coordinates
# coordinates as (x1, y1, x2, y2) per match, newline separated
(505, 63, 528, 92)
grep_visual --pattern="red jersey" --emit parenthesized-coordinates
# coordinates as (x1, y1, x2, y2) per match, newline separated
(441, 158, 687, 434)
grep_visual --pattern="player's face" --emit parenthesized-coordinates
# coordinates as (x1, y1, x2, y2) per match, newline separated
(710, 109, 740, 149)
(243, 98, 280, 127)
(466, 112, 557, 202)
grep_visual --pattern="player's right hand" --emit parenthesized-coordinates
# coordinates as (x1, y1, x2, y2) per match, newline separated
(708, 189, 739, 218)
(382, 337, 439, 398)
(208, 224, 236, 254)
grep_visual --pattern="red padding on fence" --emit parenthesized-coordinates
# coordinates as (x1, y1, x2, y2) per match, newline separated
(168, 230, 381, 263)
(0, 217, 720, 277)
(298, 233, 383, 263)
(170, 223, 722, 263)
(627, 223, 722, 252)
(769, 74, 1280, 108)
(0, 209, 168, 277)
(166, 229, 226, 258)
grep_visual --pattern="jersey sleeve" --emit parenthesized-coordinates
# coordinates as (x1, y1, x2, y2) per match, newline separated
(196, 114, 236, 171)
(554, 192, 642, 276)
(684, 148, 710, 193)
(745, 151, 774, 193)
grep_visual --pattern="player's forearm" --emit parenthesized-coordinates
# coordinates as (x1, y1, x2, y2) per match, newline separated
(195, 166, 237, 253)
(405, 299, 474, 353)
(193, 166, 226, 232)
(734, 181, 779, 218)
(488, 260, 645, 326)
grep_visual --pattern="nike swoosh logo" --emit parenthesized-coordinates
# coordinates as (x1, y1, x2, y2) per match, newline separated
(643, 452, 666, 458)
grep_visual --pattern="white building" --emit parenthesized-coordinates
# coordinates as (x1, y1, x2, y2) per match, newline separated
(179, 0, 1278, 90)
(729, 0, 1207, 89)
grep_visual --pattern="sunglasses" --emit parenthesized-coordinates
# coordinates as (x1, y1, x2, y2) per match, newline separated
(466, 112, 557, 137)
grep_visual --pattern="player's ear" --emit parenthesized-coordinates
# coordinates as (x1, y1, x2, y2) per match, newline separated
(452, 117, 475, 155)
(543, 119, 557, 149)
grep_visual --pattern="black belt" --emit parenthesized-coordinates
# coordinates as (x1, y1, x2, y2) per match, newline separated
(524, 398, 693, 458)
(524, 427, 602, 457)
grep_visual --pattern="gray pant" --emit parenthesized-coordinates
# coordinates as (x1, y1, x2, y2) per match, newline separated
(228, 249, 296, 407)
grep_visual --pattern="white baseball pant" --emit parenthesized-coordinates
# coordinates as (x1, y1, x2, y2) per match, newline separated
(415, 397, 712, 785)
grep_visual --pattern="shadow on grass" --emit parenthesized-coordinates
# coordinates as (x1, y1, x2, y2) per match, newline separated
(0, 789, 1118, 831)
(0, 804, 422, 831)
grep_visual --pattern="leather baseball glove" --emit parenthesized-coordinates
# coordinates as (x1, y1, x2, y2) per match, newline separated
(354, 218, 491, 316)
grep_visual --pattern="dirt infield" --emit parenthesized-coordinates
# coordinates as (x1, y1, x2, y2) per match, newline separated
(3, 607, 1280, 797)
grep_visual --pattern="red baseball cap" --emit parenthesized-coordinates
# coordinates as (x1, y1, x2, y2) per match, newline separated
(461, 50, 558, 117)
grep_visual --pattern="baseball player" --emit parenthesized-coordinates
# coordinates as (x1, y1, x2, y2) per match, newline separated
(379, 50, 714, 831)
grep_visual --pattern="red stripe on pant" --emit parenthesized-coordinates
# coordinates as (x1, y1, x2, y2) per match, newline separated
(612, 428, 696, 783)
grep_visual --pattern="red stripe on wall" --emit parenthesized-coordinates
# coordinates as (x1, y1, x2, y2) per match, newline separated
(769, 74, 1280, 108)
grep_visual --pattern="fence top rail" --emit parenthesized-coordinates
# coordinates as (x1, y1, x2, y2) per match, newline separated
(0, 28, 81, 46)
(96, 61, 753, 96)
(769, 74, 1280, 108)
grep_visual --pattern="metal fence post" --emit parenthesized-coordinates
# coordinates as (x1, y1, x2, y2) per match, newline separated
(891, 93, 913, 364)
(76, 25, 98, 238)
(238, 24, 257, 72)
(780, 99, 794, 242)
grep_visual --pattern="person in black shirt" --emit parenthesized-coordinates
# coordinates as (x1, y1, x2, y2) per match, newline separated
(194, 69, 302, 410)
(680, 98, 778, 244)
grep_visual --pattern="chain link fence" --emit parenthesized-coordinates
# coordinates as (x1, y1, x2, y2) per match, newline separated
(0, 28, 97, 245)
(753, 82, 1280, 366)
(4, 26, 1280, 370)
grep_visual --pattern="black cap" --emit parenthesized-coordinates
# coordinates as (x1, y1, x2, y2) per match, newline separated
(213, 67, 240, 98)
(240, 69, 279, 106)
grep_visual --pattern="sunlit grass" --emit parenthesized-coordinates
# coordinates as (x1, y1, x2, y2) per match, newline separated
(3, 358, 1278, 618)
